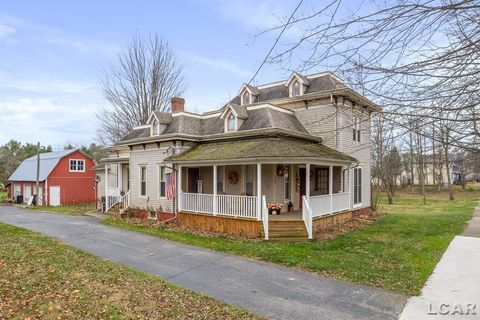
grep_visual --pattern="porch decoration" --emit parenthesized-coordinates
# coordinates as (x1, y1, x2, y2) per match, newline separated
(276, 165, 285, 177)
(267, 202, 283, 215)
(228, 171, 239, 185)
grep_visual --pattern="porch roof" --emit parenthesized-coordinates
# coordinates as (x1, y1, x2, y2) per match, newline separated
(165, 138, 357, 164)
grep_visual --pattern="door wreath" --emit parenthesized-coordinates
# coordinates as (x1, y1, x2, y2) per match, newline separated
(228, 171, 239, 185)
(276, 165, 285, 177)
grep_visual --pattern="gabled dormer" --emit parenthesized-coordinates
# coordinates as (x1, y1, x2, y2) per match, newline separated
(238, 84, 259, 105)
(285, 72, 310, 97)
(221, 104, 248, 132)
(146, 111, 172, 136)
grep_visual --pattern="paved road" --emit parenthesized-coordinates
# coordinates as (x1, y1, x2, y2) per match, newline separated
(0, 206, 406, 320)
(400, 206, 480, 319)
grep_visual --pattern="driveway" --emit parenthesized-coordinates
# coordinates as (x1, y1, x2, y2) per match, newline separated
(0, 206, 406, 320)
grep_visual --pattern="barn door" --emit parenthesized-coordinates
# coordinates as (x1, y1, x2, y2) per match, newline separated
(49, 186, 60, 206)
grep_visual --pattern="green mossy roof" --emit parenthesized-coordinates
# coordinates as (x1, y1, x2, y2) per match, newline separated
(166, 138, 357, 163)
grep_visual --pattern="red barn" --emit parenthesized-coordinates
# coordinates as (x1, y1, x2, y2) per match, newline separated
(7, 149, 96, 206)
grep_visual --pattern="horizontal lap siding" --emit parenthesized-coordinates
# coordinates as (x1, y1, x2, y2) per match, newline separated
(130, 144, 173, 212)
(295, 104, 337, 148)
(338, 102, 371, 208)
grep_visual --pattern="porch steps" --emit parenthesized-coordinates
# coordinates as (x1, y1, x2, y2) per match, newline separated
(264, 221, 311, 242)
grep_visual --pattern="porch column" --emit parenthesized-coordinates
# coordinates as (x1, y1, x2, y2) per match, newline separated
(117, 163, 122, 191)
(329, 165, 333, 212)
(257, 163, 262, 220)
(104, 163, 108, 212)
(178, 165, 183, 211)
(305, 163, 310, 202)
(213, 165, 217, 215)
(349, 166, 353, 210)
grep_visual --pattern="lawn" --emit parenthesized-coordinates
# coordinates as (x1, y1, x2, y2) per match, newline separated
(0, 191, 7, 202)
(0, 223, 260, 320)
(25, 203, 96, 215)
(103, 190, 480, 295)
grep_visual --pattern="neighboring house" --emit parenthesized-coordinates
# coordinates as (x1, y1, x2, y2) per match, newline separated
(395, 158, 463, 187)
(7, 149, 96, 206)
(97, 72, 380, 240)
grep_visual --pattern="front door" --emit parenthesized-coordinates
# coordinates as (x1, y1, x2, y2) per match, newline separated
(187, 168, 200, 193)
(299, 168, 306, 208)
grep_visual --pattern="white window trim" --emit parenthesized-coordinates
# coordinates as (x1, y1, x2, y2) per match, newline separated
(241, 90, 250, 105)
(289, 79, 304, 97)
(224, 111, 238, 132)
(158, 165, 166, 199)
(151, 119, 160, 136)
(353, 167, 362, 207)
(139, 165, 148, 197)
(69, 159, 85, 172)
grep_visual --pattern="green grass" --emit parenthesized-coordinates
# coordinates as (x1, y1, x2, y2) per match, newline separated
(103, 190, 480, 295)
(0, 222, 260, 319)
(25, 203, 96, 215)
(0, 191, 7, 202)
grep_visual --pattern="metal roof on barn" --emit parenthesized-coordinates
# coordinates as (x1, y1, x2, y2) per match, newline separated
(8, 149, 78, 182)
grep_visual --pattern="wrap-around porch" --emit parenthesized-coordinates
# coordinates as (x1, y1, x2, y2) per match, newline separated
(178, 162, 354, 239)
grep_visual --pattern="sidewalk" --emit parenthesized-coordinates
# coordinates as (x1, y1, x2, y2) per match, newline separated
(399, 206, 480, 319)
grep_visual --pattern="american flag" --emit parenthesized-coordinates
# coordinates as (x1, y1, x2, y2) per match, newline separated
(166, 171, 175, 200)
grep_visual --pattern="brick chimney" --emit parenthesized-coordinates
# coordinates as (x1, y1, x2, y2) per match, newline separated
(171, 97, 185, 113)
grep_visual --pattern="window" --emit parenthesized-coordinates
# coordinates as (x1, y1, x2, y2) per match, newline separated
(354, 168, 362, 204)
(292, 80, 301, 96)
(69, 159, 85, 172)
(242, 90, 250, 105)
(227, 112, 236, 131)
(315, 168, 329, 194)
(245, 165, 255, 196)
(152, 119, 159, 135)
(284, 165, 290, 200)
(159, 166, 166, 198)
(140, 166, 147, 196)
(353, 116, 361, 142)
(216, 166, 224, 192)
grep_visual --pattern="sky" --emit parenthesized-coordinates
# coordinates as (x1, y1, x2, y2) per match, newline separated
(0, 0, 304, 148)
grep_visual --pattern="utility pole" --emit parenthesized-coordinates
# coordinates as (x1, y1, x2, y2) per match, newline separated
(35, 142, 40, 206)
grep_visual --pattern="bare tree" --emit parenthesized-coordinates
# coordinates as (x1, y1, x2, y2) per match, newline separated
(259, 0, 479, 152)
(98, 34, 185, 144)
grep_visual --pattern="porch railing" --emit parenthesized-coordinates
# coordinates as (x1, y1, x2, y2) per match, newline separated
(119, 190, 131, 212)
(179, 192, 258, 219)
(332, 192, 350, 212)
(262, 195, 268, 240)
(180, 192, 214, 214)
(310, 192, 350, 217)
(217, 194, 257, 218)
(106, 187, 121, 212)
(302, 196, 313, 239)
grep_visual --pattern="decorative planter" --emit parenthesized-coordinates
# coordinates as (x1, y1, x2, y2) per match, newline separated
(269, 209, 281, 215)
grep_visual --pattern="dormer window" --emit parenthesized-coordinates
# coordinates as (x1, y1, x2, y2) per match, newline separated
(292, 80, 301, 96)
(152, 119, 159, 135)
(227, 112, 236, 131)
(241, 90, 250, 105)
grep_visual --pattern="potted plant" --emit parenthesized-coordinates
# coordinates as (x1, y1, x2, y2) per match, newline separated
(267, 203, 283, 215)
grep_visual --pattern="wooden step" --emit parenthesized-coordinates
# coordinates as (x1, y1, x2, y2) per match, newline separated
(265, 220, 310, 242)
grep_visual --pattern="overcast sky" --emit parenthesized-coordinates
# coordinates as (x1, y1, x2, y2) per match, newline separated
(0, 1, 307, 148)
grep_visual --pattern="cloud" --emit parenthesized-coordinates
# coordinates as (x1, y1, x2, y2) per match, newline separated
(180, 50, 251, 78)
(0, 24, 15, 38)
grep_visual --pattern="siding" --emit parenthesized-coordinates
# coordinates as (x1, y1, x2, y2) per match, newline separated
(129, 143, 174, 212)
(295, 104, 337, 149)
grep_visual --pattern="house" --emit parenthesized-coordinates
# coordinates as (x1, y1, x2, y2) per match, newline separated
(97, 72, 380, 240)
(7, 149, 96, 206)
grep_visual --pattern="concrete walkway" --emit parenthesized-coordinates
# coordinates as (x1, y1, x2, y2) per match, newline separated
(400, 206, 480, 319)
(0, 206, 406, 320)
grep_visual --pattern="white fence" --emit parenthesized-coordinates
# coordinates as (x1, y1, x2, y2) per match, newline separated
(332, 192, 350, 212)
(180, 192, 214, 214)
(119, 190, 131, 212)
(106, 187, 121, 212)
(262, 195, 268, 240)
